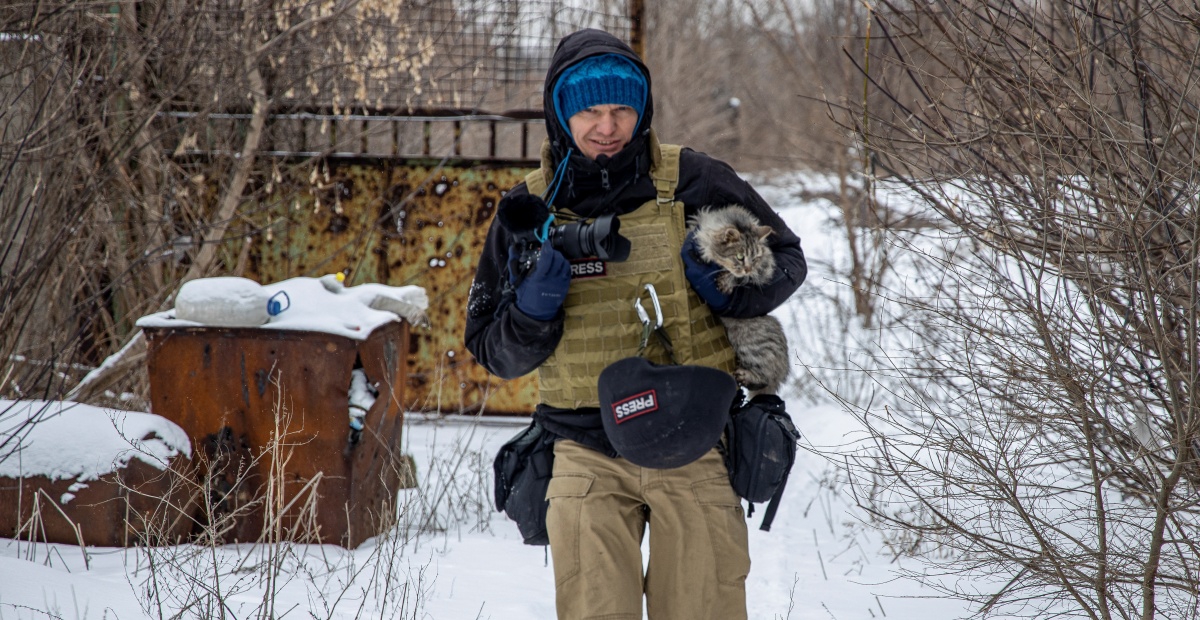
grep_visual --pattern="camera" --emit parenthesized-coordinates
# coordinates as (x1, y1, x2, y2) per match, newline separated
(498, 194, 631, 274)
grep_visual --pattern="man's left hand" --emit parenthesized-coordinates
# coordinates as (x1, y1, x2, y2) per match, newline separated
(681, 233, 731, 312)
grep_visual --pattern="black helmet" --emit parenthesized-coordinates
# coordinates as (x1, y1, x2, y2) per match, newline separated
(598, 357, 738, 469)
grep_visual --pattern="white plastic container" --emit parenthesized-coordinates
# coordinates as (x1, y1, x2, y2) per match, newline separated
(175, 277, 270, 327)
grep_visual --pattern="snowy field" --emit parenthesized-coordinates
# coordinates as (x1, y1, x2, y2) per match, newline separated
(0, 410, 969, 619)
(0, 173, 977, 619)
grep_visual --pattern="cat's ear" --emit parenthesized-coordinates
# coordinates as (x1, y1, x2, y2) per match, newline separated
(721, 228, 740, 244)
(756, 225, 774, 242)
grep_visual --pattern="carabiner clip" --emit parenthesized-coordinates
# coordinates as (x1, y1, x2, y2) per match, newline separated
(633, 284, 664, 354)
(633, 283, 663, 329)
(635, 297, 652, 328)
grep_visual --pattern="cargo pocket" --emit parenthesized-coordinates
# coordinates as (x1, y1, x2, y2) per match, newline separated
(692, 476, 750, 586)
(545, 473, 594, 586)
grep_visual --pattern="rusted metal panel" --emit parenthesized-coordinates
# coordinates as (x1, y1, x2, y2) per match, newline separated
(0, 458, 194, 547)
(246, 161, 539, 416)
(143, 321, 409, 548)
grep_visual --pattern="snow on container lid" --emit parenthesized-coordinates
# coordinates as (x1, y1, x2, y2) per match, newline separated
(0, 399, 191, 483)
(137, 276, 429, 341)
(174, 276, 270, 327)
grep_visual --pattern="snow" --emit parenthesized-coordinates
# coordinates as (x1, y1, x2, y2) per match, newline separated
(0, 409, 971, 619)
(136, 276, 428, 341)
(0, 399, 191, 484)
(405, 407, 951, 620)
(0, 172, 977, 619)
(348, 369, 377, 432)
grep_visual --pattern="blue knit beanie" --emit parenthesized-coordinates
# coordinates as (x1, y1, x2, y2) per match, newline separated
(553, 54, 647, 138)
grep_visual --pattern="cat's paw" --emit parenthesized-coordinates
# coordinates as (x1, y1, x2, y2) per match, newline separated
(716, 273, 737, 295)
(734, 368, 768, 391)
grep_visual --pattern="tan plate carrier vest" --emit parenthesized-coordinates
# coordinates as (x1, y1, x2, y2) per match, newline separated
(526, 135, 737, 409)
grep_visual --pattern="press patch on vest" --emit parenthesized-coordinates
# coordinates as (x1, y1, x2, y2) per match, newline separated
(611, 389, 658, 423)
(569, 258, 607, 279)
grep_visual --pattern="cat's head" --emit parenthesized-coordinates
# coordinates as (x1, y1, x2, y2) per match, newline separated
(689, 204, 777, 287)
(708, 224, 775, 280)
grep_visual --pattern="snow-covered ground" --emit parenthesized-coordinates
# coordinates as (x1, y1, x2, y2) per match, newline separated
(0, 408, 968, 619)
(0, 173, 974, 619)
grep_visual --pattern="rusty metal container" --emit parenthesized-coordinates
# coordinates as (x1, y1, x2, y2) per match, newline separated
(0, 458, 194, 548)
(143, 320, 409, 548)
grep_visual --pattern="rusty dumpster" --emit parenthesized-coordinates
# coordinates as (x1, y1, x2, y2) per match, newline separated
(0, 460, 195, 548)
(0, 400, 194, 548)
(143, 319, 410, 548)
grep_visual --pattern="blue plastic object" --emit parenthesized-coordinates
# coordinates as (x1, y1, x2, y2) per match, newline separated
(267, 290, 291, 316)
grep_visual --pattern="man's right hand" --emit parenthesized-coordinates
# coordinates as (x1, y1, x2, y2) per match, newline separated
(514, 245, 571, 320)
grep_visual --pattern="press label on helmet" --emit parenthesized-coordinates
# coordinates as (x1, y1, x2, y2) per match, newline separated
(569, 258, 607, 279)
(612, 389, 658, 423)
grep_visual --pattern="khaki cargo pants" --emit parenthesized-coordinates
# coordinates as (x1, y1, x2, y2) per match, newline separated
(546, 439, 750, 620)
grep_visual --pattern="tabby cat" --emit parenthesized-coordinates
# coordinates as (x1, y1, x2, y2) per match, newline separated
(687, 205, 790, 395)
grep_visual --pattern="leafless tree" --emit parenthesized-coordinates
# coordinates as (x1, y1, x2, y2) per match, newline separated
(647, 0, 867, 170)
(839, 2, 1200, 618)
(0, 0, 445, 405)
(746, 0, 906, 327)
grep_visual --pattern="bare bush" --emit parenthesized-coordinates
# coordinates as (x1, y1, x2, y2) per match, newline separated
(0, 0, 458, 406)
(122, 403, 491, 618)
(841, 2, 1200, 618)
(749, 0, 937, 327)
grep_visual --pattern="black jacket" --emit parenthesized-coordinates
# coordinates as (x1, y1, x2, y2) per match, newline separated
(465, 29, 807, 454)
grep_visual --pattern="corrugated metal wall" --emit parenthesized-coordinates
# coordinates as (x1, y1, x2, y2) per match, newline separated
(245, 160, 539, 416)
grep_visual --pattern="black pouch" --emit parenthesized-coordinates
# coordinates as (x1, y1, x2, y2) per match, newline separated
(493, 419, 556, 545)
(722, 393, 801, 531)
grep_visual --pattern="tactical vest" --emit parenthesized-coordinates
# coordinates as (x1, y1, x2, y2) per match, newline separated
(527, 134, 737, 409)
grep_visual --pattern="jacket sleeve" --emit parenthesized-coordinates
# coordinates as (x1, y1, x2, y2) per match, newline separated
(464, 188, 565, 380)
(677, 151, 807, 319)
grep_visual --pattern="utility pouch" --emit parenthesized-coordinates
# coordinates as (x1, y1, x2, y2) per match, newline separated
(493, 419, 556, 545)
(722, 393, 801, 531)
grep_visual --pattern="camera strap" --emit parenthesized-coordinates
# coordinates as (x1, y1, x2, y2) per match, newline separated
(534, 214, 555, 243)
(540, 148, 573, 208)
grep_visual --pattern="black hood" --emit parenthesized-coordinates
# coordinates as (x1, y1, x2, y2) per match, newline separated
(542, 29, 654, 199)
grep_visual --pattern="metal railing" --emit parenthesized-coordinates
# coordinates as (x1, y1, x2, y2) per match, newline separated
(163, 107, 547, 163)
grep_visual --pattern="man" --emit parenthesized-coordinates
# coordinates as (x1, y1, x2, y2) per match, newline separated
(465, 28, 806, 620)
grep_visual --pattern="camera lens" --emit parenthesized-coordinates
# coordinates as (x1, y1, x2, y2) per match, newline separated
(588, 214, 630, 261)
(551, 222, 585, 260)
(549, 214, 631, 262)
